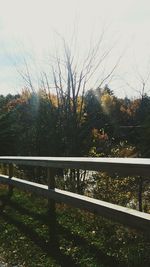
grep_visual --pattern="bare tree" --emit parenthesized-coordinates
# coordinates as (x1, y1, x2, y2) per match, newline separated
(121, 59, 150, 99)
(19, 33, 122, 193)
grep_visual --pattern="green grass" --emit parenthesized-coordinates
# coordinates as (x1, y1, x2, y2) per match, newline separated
(0, 186, 149, 266)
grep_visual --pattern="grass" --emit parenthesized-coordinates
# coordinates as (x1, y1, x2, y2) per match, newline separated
(0, 186, 149, 266)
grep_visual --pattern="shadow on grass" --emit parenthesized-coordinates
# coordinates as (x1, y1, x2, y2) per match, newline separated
(0, 195, 126, 267)
(57, 224, 126, 267)
(0, 195, 80, 267)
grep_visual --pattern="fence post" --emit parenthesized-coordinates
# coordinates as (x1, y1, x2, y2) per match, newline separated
(8, 164, 14, 197)
(138, 176, 143, 212)
(47, 167, 57, 251)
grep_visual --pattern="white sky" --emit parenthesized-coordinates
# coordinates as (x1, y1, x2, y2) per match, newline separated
(0, 0, 150, 97)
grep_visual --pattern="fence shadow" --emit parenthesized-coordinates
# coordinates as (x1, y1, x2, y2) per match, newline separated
(0, 194, 126, 267)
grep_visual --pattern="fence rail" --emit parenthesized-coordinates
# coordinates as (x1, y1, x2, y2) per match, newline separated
(0, 156, 150, 236)
(0, 156, 150, 176)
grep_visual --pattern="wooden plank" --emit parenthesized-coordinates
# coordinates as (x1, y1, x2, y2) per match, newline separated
(8, 164, 14, 197)
(9, 164, 14, 178)
(47, 168, 57, 248)
(0, 174, 150, 233)
(0, 156, 150, 176)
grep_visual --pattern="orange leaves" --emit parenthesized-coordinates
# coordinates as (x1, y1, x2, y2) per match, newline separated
(92, 128, 108, 141)
(120, 99, 141, 118)
(6, 97, 27, 111)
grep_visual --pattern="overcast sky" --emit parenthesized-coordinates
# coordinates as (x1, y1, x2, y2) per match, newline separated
(0, 0, 150, 97)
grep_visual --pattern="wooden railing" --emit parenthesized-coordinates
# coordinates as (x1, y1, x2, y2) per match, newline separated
(0, 156, 150, 238)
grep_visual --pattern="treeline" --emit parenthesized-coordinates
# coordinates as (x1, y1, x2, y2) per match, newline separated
(0, 86, 150, 210)
(0, 85, 150, 158)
